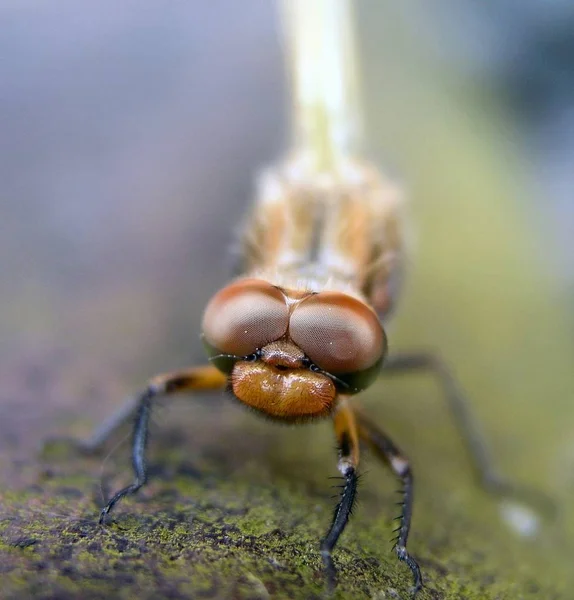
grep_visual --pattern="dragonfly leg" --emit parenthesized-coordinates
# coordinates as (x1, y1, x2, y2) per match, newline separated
(98, 365, 227, 524)
(356, 412, 423, 596)
(42, 395, 140, 457)
(321, 399, 360, 591)
(382, 352, 554, 515)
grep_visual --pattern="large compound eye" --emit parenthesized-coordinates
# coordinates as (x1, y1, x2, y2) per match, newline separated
(202, 278, 289, 358)
(290, 292, 386, 381)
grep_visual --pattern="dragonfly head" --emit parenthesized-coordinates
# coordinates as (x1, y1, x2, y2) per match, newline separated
(202, 278, 387, 421)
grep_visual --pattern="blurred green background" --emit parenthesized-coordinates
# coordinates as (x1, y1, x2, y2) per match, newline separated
(1, 1, 573, 598)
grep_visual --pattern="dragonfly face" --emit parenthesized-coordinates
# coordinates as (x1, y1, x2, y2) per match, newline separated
(201, 277, 387, 421)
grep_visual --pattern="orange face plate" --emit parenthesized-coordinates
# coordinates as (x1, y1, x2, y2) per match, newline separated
(230, 360, 336, 421)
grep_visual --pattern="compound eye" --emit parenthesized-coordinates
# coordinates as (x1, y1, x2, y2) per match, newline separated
(202, 278, 289, 357)
(290, 292, 385, 376)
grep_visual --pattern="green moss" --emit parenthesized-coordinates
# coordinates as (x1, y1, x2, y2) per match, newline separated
(1, 451, 568, 599)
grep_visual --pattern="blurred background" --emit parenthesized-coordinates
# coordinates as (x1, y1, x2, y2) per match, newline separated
(1, 0, 573, 361)
(1, 0, 573, 595)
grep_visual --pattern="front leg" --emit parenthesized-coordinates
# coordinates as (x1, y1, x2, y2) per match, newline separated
(321, 398, 360, 590)
(99, 365, 227, 524)
(355, 412, 423, 596)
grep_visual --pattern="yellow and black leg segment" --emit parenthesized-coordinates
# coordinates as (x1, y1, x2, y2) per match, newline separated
(356, 412, 422, 596)
(321, 399, 360, 590)
(98, 365, 227, 524)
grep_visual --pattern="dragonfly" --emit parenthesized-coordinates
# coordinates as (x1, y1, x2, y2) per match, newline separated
(61, 0, 550, 595)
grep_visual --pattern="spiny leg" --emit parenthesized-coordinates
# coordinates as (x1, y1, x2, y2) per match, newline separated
(321, 398, 360, 590)
(99, 365, 227, 524)
(356, 412, 422, 596)
(382, 352, 554, 514)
